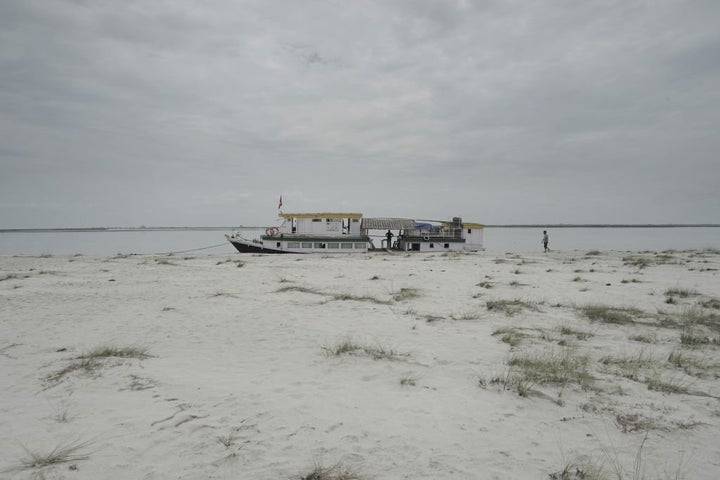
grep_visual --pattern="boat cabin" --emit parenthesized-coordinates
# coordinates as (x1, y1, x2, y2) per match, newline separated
(277, 212, 363, 236)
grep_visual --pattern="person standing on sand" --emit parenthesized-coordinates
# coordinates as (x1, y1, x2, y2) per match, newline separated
(542, 230, 549, 252)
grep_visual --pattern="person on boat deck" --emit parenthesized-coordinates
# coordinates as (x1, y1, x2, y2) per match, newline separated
(385, 230, 394, 249)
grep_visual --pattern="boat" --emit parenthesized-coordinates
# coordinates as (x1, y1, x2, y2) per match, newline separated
(226, 212, 484, 254)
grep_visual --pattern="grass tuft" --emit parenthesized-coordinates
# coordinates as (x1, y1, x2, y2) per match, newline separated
(628, 333, 657, 344)
(645, 374, 690, 394)
(599, 348, 656, 381)
(665, 287, 698, 298)
(492, 327, 524, 347)
(276, 285, 324, 295)
(508, 348, 592, 389)
(615, 413, 657, 433)
(331, 293, 392, 305)
(680, 328, 719, 346)
(679, 307, 720, 332)
(323, 338, 408, 361)
(579, 305, 641, 325)
(154, 257, 177, 265)
(392, 287, 421, 301)
(17, 439, 91, 470)
(46, 359, 102, 383)
(667, 350, 708, 376)
(623, 255, 653, 268)
(78, 345, 150, 360)
(299, 461, 368, 480)
(701, 298, 720, 310)
(46, 345, 150, 383)
(558, 325, 593, 341)
(486, 299, 538, 316)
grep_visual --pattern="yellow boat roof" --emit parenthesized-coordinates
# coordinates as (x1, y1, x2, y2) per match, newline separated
(279, 212, 363, 219)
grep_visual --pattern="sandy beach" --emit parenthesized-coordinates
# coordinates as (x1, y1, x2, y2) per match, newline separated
(1, 249, 719, 479)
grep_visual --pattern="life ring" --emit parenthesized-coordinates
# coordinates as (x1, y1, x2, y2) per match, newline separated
(265, 227, 279, 236)
(423, 235, 430, 241)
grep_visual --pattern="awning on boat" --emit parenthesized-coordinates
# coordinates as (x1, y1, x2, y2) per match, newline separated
(412, 220, 433, 232)
(361, 217, 415, 230)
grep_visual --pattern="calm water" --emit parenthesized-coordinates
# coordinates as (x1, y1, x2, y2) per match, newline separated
(485, 227, 720, 253)
(1, 227, 719, 256)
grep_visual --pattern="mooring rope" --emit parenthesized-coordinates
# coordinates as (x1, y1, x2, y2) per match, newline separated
(154, 242, 230, 255)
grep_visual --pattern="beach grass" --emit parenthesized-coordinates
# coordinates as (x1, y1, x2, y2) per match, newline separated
(299, 461, 368, 480)
(392, 287, 421, 301)
(579, 304, 641, 325)
(323, 338, 408, 361)
(276, 285, 324, 295)
(599, 348, 657, 381)
(549, 462, 607, 480)
(46, 359, 103, 383)
(679, 307, 720, 332)
(46, 345, 150, 383)
(680, 328, 720, 346)
(666, 350, 709, 377)
(665, 287, 699, 298)
(628, 332, 657, 344)
(217, 433, 238, 449)
(492, 327, 524, 347)
(700, 298, 720, 310)
(486, 299, 538, 316)
(330, 293, 392, 305)
(78, 345, 150, 360)
(557, 325, 593, 341)
(645, 374, 690, 394)
(16, 439, 91, 470)
(154, 257, 177, 266)
(507, 348, 592, 389)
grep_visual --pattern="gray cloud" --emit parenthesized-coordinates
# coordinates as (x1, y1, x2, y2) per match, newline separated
(1, 0, 718, 227)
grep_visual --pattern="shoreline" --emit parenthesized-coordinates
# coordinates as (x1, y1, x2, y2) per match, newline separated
(2, 224, 720, 233)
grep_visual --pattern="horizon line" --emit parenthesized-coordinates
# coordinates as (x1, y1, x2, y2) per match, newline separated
(2, 223, 720, 233)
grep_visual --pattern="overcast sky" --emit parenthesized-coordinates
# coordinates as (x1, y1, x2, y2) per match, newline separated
(1, 0, 719, 227)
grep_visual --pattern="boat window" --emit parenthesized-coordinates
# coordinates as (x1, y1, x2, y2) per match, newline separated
(340, 243, 353, 249)
(276, 242, 281, 248)
(444, 243, 450, 248)
(430, 244, 434, 248)
(352, 219, 359, 223)
(467, 229, 472, 233)
(302, 242, 313, 248)
(287, 242, 300, 248)
(327, 243, 339, 249)
(354, 243, 366, 249)
(312, 219, 322, 222)
(314, 243, 326, 248)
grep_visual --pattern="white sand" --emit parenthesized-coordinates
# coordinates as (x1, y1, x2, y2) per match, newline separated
(1, 249, 719, 479)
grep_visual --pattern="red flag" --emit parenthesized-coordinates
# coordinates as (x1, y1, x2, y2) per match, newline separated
(278, 195, 283, 210)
